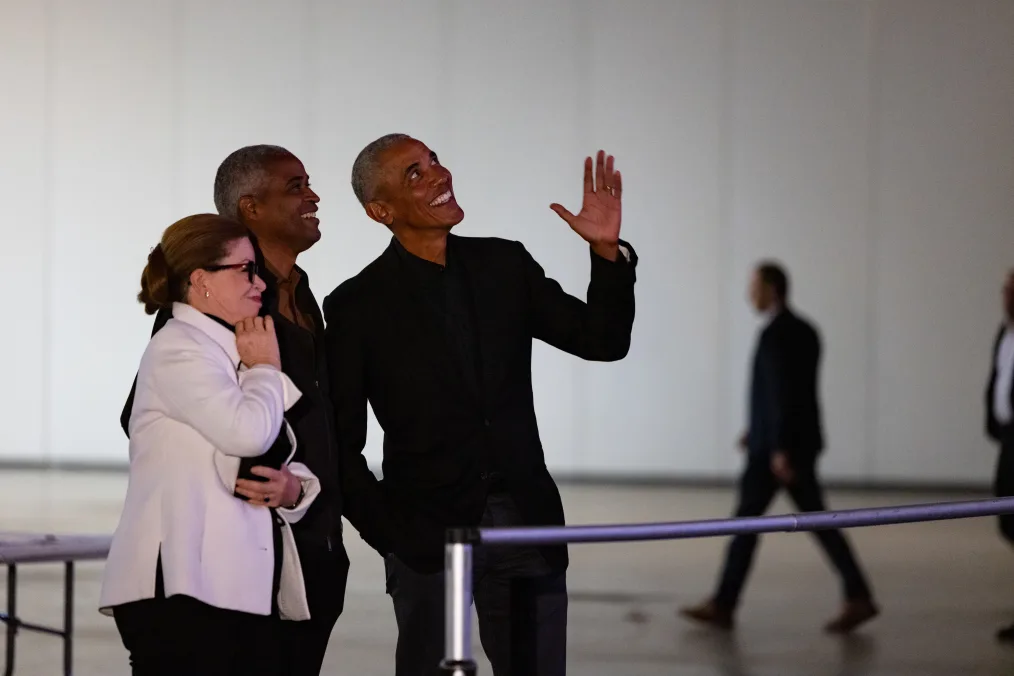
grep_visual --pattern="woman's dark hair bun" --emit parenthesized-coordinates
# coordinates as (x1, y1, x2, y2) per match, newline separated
(138, 243, 172, 315)
(137, 214, 251, 315)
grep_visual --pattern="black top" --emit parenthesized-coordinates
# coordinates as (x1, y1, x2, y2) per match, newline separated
(392, 237, 482, 395)
(745, 308, 825, 462)
(323, 234, 637, 574)
(391, 237, 494, 468)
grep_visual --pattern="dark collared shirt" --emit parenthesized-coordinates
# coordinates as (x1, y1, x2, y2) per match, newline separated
(392, 236, 481, 397)
(264, 261, 316, 333)
(392, 237, 516, 493)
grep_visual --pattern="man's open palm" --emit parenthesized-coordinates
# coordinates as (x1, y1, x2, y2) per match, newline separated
(550, 150, 622, 250)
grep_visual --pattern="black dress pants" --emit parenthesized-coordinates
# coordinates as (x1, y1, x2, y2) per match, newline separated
(994, 434, 1014, 544)
(112, 593, 281, 676)
(714, 454, 873, 610)
(384, 493, 568, 676)
(114, 539, 284, 676)
(278, 539, 350, 676)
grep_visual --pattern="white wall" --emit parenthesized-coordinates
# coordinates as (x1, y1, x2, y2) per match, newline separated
(0, 0, 1011, 485)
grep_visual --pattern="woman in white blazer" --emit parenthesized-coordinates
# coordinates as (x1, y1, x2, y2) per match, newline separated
(100, 214, 320, 675)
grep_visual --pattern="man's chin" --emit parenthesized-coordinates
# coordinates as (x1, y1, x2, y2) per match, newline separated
(444, 206, 465, 227)
(425, 203, 464, 228)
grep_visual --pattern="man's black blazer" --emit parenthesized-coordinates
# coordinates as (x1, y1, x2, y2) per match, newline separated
(986, 324, 1014, 444)
(745, 308, 825, 463)
(322, 234, 637, 574)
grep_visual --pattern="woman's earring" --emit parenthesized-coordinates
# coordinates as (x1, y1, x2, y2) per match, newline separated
(205, 290, 210, 298)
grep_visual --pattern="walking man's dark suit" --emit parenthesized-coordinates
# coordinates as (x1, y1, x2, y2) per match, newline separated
(986, 268, 1014, 643)
(325, 135, 636, 676)
(682, 262, 878, 634)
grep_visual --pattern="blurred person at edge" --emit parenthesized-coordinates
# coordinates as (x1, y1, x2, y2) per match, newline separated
(986, 269, 1014, 643)
(100, 214, 319, 675)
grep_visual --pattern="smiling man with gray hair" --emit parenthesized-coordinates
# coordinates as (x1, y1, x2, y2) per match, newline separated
(350, 133, 411, 207)
(118, 144, 348, 675)
(324, 133, 638, 676)
(213, 144, 293, 216)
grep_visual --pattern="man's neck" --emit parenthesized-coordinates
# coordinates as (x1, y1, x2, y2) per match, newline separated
(392, 226, 451, 266)
(257, 239, 298, 280)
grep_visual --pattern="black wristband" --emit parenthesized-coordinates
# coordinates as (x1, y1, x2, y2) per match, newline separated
(286, 483, 305, 509)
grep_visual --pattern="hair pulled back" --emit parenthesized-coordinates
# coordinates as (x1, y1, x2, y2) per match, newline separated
(138, 214, 250, 315)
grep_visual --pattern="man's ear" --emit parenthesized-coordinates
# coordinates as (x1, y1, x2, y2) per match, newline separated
(237, 195, 258, 223)
(365, 201, 394, 227)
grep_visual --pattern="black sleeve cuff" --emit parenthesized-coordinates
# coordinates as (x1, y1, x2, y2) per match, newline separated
(590, 239, 638, 278)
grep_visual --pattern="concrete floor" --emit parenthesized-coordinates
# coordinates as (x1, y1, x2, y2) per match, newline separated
(2, 470, 1013, 675)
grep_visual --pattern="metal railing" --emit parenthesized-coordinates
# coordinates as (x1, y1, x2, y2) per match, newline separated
(438, 496, 1014, 675)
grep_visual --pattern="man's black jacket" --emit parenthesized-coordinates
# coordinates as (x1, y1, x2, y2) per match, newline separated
(322, 235, 637, 574)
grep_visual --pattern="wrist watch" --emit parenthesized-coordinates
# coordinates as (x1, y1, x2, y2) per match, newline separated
(286, 483, 305, 509)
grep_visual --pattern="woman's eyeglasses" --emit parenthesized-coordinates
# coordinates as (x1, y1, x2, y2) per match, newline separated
(204, 261, 259, 284)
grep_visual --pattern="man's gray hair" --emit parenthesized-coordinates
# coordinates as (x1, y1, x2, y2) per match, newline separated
(213, 145, 294, 219)
(351, 133, 412, 207)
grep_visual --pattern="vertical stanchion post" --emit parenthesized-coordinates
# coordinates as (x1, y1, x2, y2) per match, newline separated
(63, 561, 74, 676)
(5, 564, 17, 676)
(439, 528, 477, 675)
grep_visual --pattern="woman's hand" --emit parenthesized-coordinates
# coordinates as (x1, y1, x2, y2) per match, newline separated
(235, 465, 303, 508)
(236, 316, 281, 370)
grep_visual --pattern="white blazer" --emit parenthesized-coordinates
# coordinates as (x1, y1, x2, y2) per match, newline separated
(99, 302, 320, 620)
